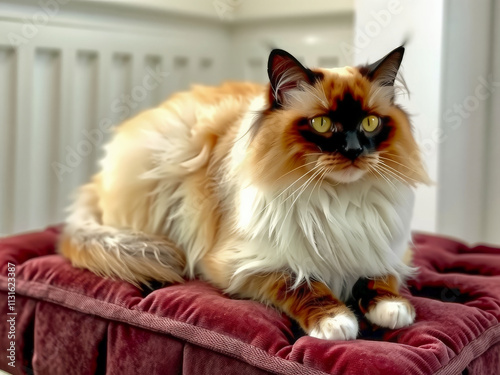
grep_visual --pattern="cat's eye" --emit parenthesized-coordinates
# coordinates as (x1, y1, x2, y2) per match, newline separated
(361, 115, 381, 133)
(310, 116, 332, 133)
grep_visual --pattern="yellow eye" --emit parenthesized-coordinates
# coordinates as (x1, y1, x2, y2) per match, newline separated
(310, 116, 332, 133)
(361, 115, 381, 133)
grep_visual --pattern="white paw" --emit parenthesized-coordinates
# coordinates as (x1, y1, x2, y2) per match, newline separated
(309, 313, 359, 340)
(365, 300, 415, 329)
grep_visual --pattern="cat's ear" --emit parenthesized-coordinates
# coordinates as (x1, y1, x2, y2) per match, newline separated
(267, 49, 318, 108)
(361, 46, 405, 89)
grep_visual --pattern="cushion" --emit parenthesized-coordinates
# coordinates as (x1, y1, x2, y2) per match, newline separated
(0, 227, 499, 374)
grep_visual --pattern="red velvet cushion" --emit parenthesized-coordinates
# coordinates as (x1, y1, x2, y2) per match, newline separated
(0, 227, 499, 374)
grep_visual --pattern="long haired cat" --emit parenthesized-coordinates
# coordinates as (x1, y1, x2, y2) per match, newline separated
(60, 46, 429, 340)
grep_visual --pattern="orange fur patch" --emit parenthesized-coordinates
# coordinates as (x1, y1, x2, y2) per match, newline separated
(235, 273, 349, 333)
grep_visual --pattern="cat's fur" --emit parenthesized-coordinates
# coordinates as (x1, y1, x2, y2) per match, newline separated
(60, 46, 429, 340)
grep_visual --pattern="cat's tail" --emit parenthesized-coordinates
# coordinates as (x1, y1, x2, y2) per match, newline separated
(59, 181, 186, 288)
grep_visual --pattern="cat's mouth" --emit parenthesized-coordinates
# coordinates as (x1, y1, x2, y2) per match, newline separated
(312, 153, 373, 183)
(327, 164, 366, 183)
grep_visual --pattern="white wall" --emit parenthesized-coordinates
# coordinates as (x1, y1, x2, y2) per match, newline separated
(438, 0, 499, 244)
(353, 0, 445, 234)
(484, 0, 500, 244)
(235, 0, 353, 21)
(230, 14, 354, 82)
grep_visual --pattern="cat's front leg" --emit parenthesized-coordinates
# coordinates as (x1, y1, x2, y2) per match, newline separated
(235, 273, 359, 340)
(353, 275, 415, 329)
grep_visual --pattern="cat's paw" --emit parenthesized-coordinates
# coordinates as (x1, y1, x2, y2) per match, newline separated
(365, 299, 415, 329)
(309, 312, 359, 340)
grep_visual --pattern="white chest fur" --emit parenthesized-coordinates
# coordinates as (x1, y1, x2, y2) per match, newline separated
(231, 177, 415, 300)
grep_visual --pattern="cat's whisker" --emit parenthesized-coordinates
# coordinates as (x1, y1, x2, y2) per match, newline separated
(378, 151, 406, 160)
(282, 167, 325, 222)
(305, 168, 326, 205)
(372, 163, 406, 184)
(276, 160, 319, 181)
(256, 165, 322, 216)
(379, 151, 417, 161)
(285, 166, 324, 204)
(375, 169, 407, 202)
(281, 165, 322, 201)
(370, 162, 399, 185)
(377, 161, 420, 184)
(368, 164, 397, 190)
(377, 155, 422, 175)
(368, 165, 406, 201)
(372, 165, 415, 200)
(367, 167, 384, 185)
(378, 150, 397, 156)
(306, 167, 330, 207)
(302, 153, 324, 158)
(282, 174, 323, 224)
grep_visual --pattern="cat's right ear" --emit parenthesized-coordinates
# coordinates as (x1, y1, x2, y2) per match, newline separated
(267, 49, 318, 108)
(360, 46, 405, 100)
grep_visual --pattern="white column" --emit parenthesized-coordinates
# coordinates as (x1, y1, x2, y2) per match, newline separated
(483, 0, 500, 244)
(438, 0, 494, 243)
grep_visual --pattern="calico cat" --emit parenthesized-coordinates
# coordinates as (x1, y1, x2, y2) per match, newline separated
(60, 46, 429, 340)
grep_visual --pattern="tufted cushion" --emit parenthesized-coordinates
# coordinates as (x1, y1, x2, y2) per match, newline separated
(0, 227, 499, 374)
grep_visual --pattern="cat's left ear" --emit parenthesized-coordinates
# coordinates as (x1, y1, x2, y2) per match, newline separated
(361, 46, 405, 92)
(267, 49, 318, 108)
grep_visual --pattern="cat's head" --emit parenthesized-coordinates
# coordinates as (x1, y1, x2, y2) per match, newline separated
(247, 46, 430, 188)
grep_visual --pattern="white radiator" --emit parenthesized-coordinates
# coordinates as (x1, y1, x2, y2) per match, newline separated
(0, 2, 230, 235)
(0, 1, 354, 236)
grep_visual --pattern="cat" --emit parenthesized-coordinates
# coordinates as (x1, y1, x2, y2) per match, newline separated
(60, 45, 430, 340)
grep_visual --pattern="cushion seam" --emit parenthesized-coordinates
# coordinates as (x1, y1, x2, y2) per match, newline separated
(434, 322, 500, 375)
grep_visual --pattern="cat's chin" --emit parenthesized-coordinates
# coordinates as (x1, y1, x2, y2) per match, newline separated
(327, 166, 366, 184)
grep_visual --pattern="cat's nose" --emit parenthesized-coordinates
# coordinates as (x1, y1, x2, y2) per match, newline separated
(340, 132, 363, 160)
(340, 147, 363, 160)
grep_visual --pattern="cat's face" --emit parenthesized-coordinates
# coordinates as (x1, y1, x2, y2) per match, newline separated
(247, 47, 429, 188)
